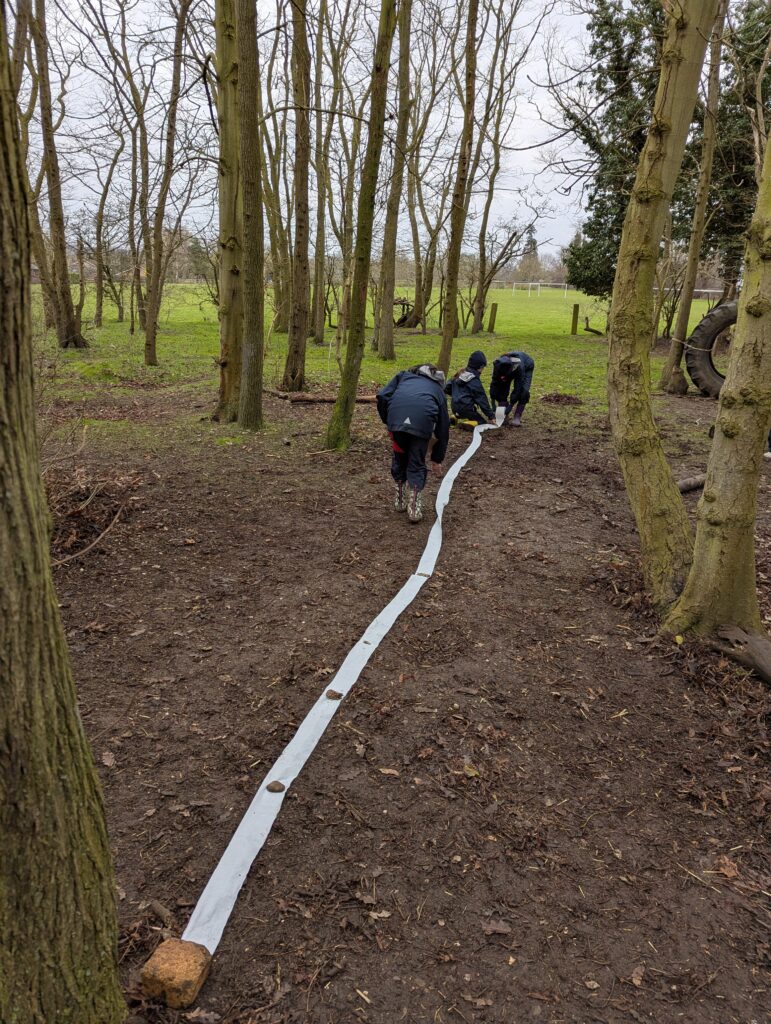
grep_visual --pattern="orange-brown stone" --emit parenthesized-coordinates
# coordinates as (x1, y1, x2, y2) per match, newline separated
(141, 937, 212, 1008)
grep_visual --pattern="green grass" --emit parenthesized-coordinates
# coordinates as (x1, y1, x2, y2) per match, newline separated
(40, 283, 715, 416)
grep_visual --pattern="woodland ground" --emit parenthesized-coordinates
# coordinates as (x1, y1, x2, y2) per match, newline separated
(42, 289, 769, 1023)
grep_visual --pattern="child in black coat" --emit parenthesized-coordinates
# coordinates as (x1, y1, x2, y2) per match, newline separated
(490, 350, 535, 426)
(445, 350, 495, 426)
(377, 364, 449, 523)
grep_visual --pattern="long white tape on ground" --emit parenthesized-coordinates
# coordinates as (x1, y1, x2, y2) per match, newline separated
(182, 412, 503, 953)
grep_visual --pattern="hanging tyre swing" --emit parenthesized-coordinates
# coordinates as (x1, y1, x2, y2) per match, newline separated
(684, 299, 738, 398)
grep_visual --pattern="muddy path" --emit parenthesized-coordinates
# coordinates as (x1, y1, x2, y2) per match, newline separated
(53, 396, 770, 1023)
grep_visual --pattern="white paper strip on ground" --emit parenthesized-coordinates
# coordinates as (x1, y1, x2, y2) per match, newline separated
(182, 420, 500, 954)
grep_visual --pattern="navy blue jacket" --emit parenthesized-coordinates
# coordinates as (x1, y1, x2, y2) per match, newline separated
(445, 368, 494, 422)
(490, 351, 535, 411)
(377, 370, 450, 462)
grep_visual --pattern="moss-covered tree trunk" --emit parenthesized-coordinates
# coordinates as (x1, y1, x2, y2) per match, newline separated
(663, 133, 771, 635)
(236, 0, 264, 430)
(659, 0, 727, 391)
(325, 0, 397, 449)
(215, 0, 243, 422)
(437, 0, 478, 375)
(374, 0, 412, 362)
(607, 0, 720, 608)
(282, 0, 312, 390)
(0, 10, 125, 1019)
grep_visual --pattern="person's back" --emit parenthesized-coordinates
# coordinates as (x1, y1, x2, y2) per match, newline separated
(382, 370, 446, 438)
(376, 365, 450, 523)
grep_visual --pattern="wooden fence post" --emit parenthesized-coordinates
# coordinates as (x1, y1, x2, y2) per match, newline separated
(487, 303, 498, 333)
(570, 303, 580, 335)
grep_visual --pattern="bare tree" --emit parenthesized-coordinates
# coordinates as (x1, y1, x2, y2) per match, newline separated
(28, 0, 88, 347)
(237, 0, 265, 428)
(437, 0, 478, 374)
(372, 0, 411, 360)
(282, 0, 312, 390)
(326, 0, 397, 448)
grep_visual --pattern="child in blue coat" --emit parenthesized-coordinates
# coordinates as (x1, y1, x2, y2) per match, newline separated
(376, 364, 449, 523)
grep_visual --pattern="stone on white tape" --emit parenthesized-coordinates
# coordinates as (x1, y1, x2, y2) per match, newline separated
(182, 421, 499, 954)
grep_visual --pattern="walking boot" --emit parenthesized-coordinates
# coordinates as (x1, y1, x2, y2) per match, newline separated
(511, 402, 526, 427)
(394, 481, 408, 512)
(407, 486, 423, 523)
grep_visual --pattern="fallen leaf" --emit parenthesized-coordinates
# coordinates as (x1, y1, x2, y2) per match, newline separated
(378, 768, 399, 777)
(184, 1010, 221, 1023)
(482, 919, 512, 936)
(715, 854, 739, 879)
(368, 909, 391, 920)
(584, 979, 600, 990)
(631, 965, 645, 987)
(101, 751, 116, 768)
(463, 764, 480, 778)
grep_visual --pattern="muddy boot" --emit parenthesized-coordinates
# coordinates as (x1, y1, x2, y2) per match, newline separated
(511, 402, 526, 427)
(407, 486, 423, 523)
(394, 481, 408, 512)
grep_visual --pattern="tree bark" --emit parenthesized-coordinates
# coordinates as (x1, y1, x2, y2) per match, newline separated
(437, 0, 478, 374)
(607, 0, 720, 609)
(236, 0, 264, 429)
(659, 0, 728, 390)
(374, 0, 412, 361)
(30, 0, 88, 348)
(663, 131, 771, 635)
(326, 0, 397, 450)
(142, 0, 191, 366)
(310, 0, 328, 347)
(282, 0, 312, 390)
(94, 135, 124, 329)
(0, 10, 125, 1018)
(215, 0, 244, 422)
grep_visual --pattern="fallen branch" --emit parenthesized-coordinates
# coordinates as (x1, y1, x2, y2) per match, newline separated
(677, 473, 706, 493)
(51, 504, 124, 567)
(268, 389, 378, 405)
(710, 626, 771, 686)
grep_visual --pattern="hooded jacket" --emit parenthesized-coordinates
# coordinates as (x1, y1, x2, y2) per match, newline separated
(490, 351, 534, 410)
(377, 367, 450, 462)
(445, 367, 494, 422)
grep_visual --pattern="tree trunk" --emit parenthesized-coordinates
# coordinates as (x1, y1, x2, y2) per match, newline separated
(215, 0, 243, 422)
(437, 0, 478, 374)
(30, 0, 87, 348)
(282, 0, 312, 390)
(607, 0, 720, 609)
(0, 14, 125, 1019)
(74, 233, 86, 334)
(310, 0, 328, 347)
(326, 0, 397, 450)
(659, 0, 727, 391)
(94, 136, 124, 329)
(142, 0, 190, 366)
(402, 160, 424, 328)
(374, 0, 412, 361)
(236, 0, 264, 430)
(663, 132, 771, 635)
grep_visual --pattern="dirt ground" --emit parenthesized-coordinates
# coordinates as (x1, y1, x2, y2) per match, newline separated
(51, 391, 770, 1024)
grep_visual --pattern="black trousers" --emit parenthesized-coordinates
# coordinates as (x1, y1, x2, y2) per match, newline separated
(390, 431, 430, 490)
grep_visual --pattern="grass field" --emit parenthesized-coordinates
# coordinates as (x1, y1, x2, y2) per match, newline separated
(41, 284, 715, 414)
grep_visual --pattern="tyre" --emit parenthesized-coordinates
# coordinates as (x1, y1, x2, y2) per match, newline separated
(684, 300, 738, 398)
